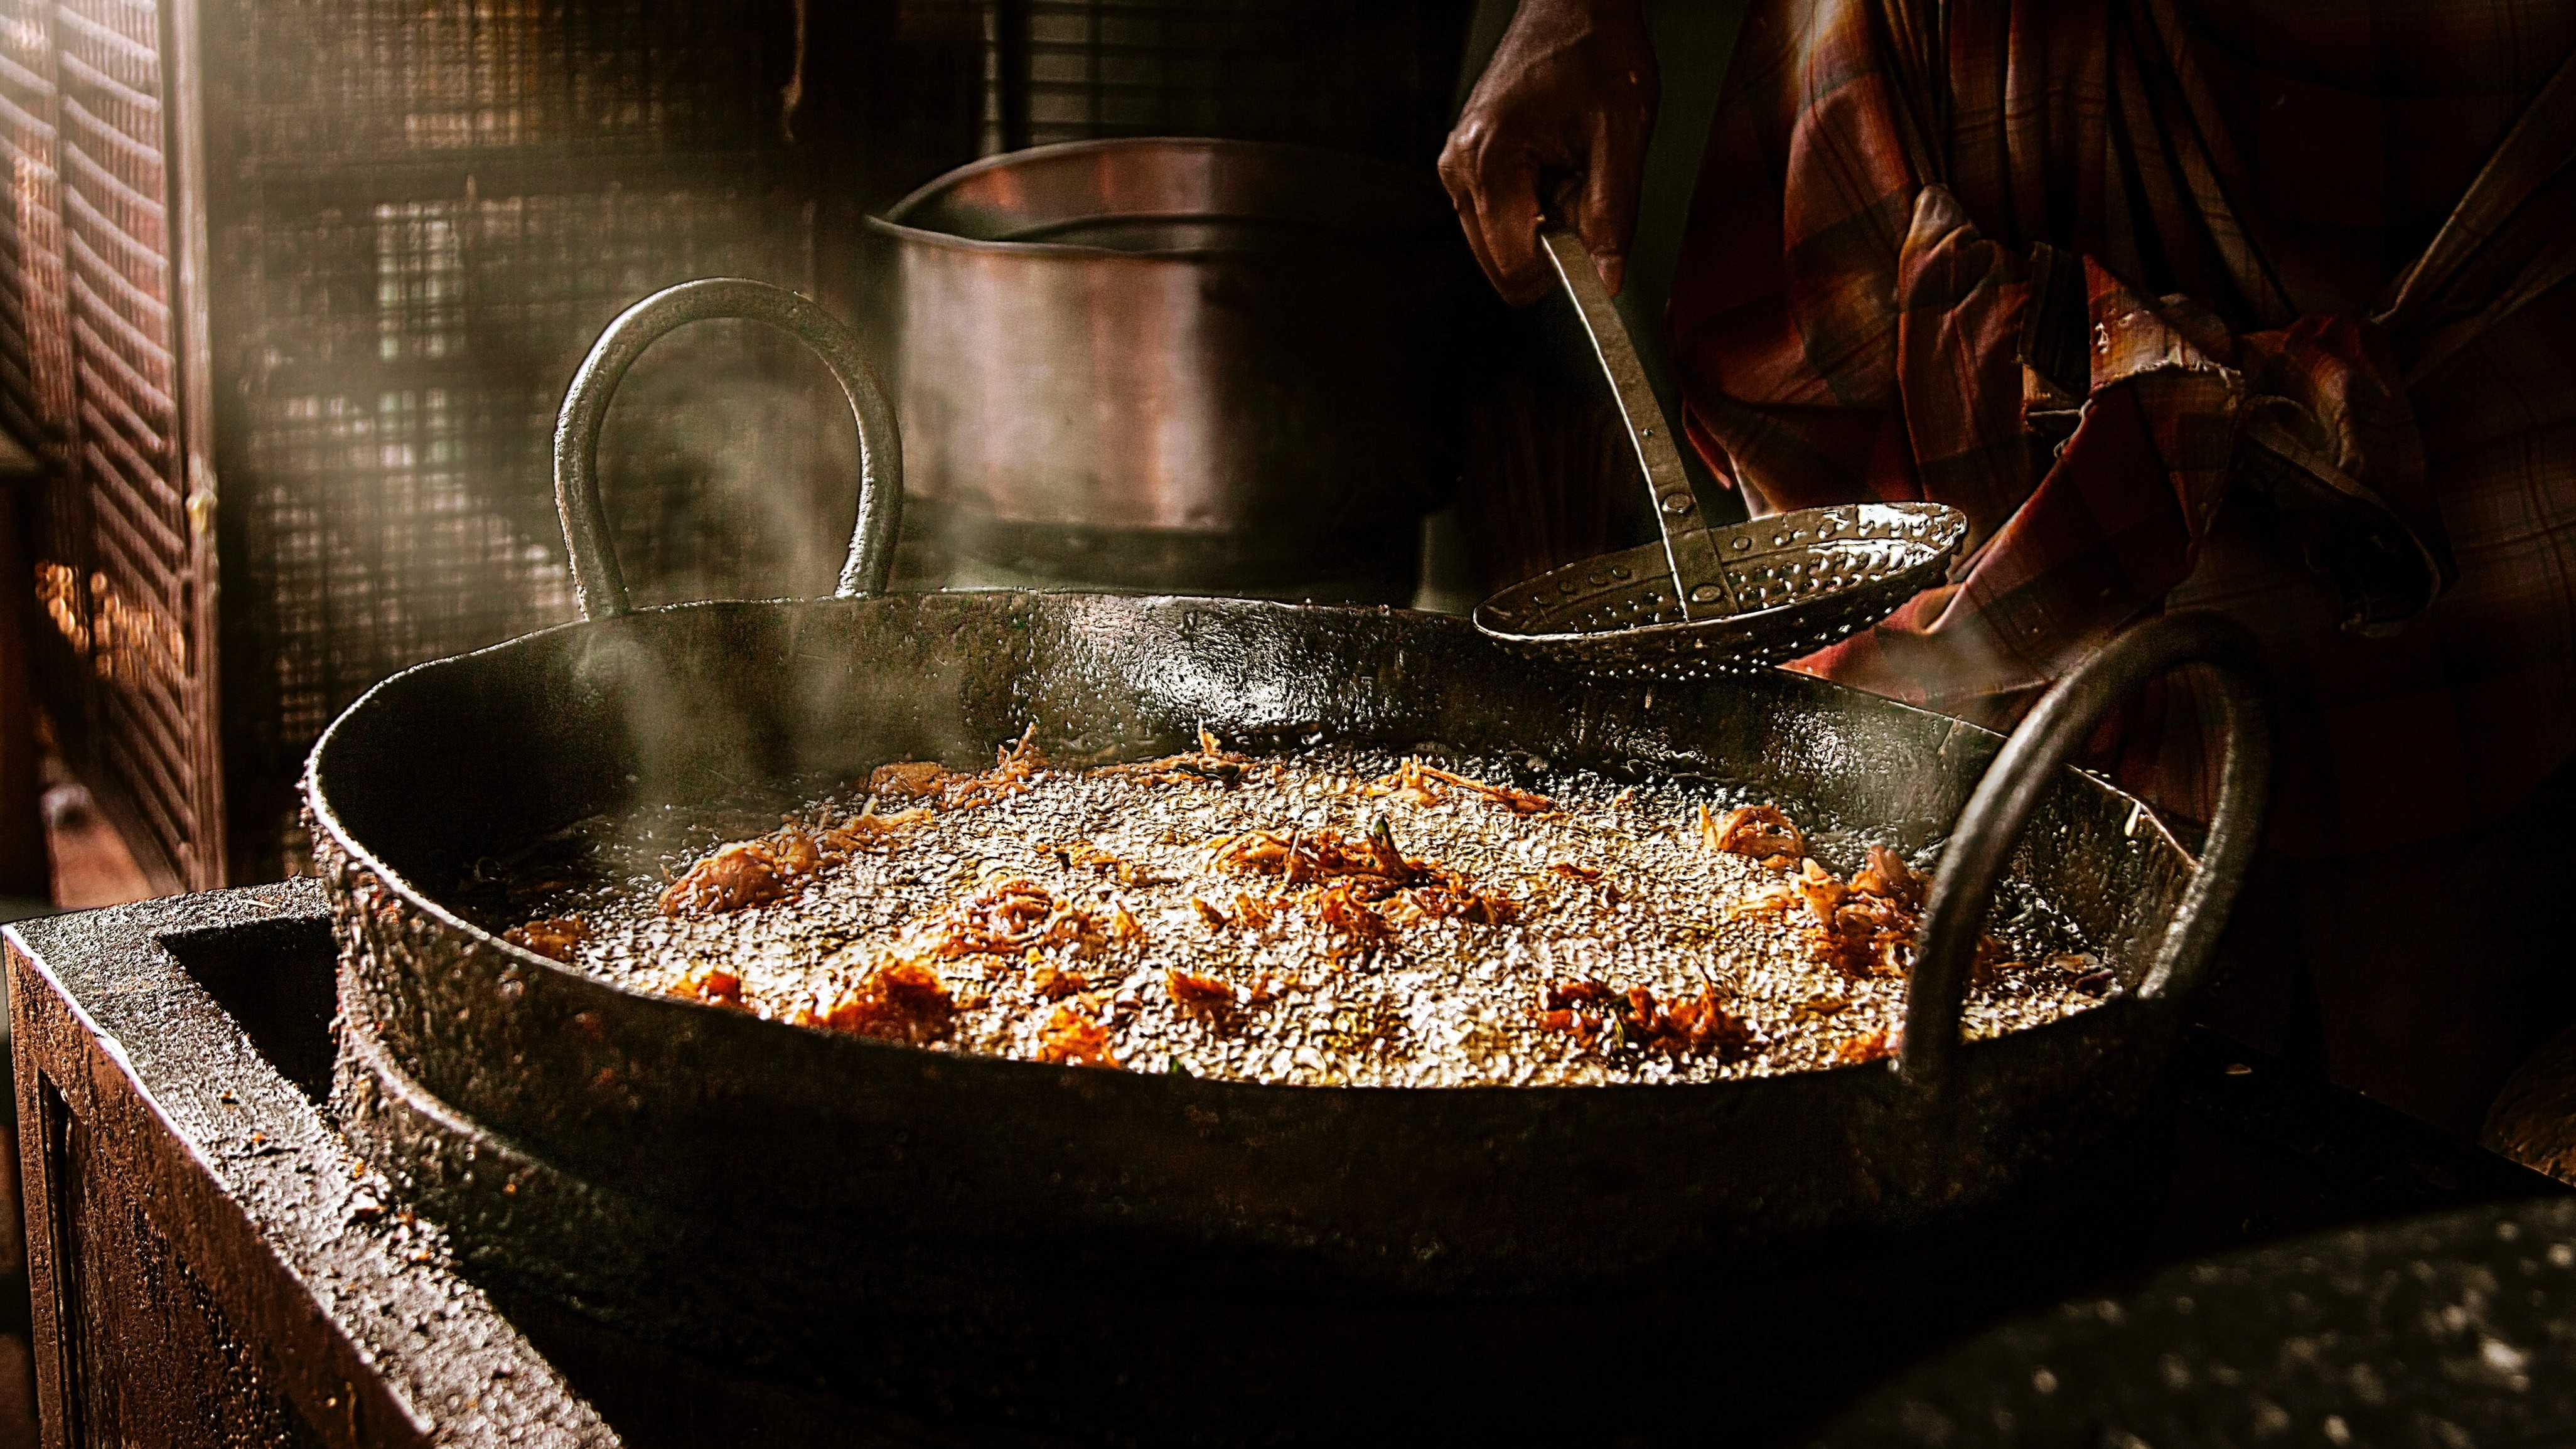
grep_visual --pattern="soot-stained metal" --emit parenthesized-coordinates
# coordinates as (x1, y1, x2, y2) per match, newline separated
(298, 279, 2272, 1430)
(5, 882, 611, 1446)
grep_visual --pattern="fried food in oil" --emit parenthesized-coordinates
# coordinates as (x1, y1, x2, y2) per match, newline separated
(1539, 979, 1752, 1059)
(504, 915, 590, 961)
(1362, 758, 1554, 814)
(1722, 842, 2013, 983)
(1038, 1004, 1120, 1068)
(1700, 803, 1808, 862)
(909, 876, 1105, 962)
(868, 761, 948, 803)
(661, 835, 814, 916)
(671, 962, 747, 1010)
(932, 727, 1048, 811)
(1836, 1029, 1899, 1065)
(1207, 818, 1520, 941)
(1039, 840, 1166, 887)
(510, 734, 2100, 1088)
(802, 958, 955, 1044)
(1852, 844, 1923, 909)
(660, 808, 931, 918)
(1167, 968, 1239, 1014)
(1029, 964, 1089, 1000)
(858, 729, 1048, 814)
(1095, 730, 1254, 787)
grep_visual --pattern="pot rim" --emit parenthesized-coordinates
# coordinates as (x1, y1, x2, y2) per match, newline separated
(864, 135, 1452, 262)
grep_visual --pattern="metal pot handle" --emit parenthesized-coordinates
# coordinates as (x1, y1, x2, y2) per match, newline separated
(552, 277, 904, 621)
(1899, 610, 2274, 1096)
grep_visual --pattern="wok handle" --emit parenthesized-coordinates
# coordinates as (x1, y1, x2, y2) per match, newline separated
(552, 277, 904, 621)
(1899, 611, 2273, 1096)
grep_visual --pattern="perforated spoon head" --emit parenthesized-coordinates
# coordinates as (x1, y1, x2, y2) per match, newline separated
(1471, 501, 1970, 680)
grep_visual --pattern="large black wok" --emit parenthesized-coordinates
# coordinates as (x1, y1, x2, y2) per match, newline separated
(304, 281, 2270, 1434)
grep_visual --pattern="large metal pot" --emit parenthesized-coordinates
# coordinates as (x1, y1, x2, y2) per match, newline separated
(866, 137, 1469, 590)
(307, 281, 2270, 1440)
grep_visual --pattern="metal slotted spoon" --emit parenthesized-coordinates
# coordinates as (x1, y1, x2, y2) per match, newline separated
(1472, 225, 1969, 680)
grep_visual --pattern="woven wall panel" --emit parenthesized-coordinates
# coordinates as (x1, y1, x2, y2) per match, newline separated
(0, 0, 72, 454)
(203, 0, 916, 878)
(4, 0, 1461, 885)
(1012, 0, 1470, 163)
(232, 0, 792, 163)
(55, 0, 208, 886)
(0, 0, 92, 742)
(222, 184, 845, 751)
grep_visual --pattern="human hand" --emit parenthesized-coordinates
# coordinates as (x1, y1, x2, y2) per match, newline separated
(1438, 0, 1658, 306)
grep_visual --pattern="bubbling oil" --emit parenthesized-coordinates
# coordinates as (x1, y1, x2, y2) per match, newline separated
(472, 742, 2105, 1087)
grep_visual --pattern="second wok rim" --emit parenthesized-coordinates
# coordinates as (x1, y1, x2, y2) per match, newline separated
(864, 136, 1454, 264)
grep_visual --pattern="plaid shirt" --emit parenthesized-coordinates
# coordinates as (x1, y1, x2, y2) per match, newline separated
(1668, 0, 2576, 855)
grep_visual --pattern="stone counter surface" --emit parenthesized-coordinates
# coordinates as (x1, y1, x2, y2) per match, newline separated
(6, 879, 608, 1447)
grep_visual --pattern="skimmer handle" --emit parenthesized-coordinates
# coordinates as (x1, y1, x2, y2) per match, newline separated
(1899, 611, 2273, 1096)
(1540, 225, 1731, 622)
(553, 277, 904, 621)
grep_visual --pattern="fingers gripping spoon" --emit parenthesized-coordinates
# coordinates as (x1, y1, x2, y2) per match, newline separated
(1472, 224, 1968, 680)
